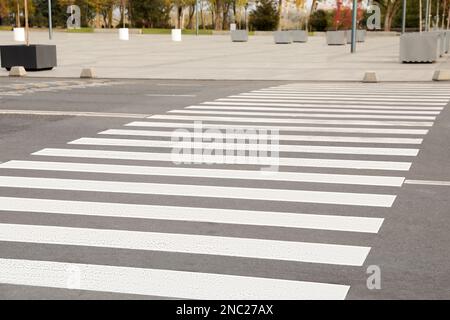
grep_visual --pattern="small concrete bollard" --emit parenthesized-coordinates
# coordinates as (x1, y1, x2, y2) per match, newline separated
(363, 71, 378, 83)
(9, 66, 27, 77)
(432, 70, 450, 81)
(80, 68, 96, 78)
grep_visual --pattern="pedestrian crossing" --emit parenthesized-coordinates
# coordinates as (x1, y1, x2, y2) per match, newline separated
(0, 82, 449, 299)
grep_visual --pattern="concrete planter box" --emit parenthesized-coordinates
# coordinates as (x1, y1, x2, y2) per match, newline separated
(0, 44, 57, 71)
(400, 33, 440, 63)
(291, 30, 308, 43)
(326, 31, 347, 45)
(432, 31, 445, 56)
(346, 30, 366, 43)
(230, 30, 248, 42)
(274, 31, 292, 44)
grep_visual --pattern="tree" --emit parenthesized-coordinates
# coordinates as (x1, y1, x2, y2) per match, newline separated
(294, 0, 307, 29)
(377, 0, 402, 31)
(249, 0, 278, 31)
(309, 8, 328, 31)
(131, 0, 171, 28)
(277, 0, 282, 30)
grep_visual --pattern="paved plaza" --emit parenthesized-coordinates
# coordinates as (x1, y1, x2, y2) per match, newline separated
(1, 31, 449, 81)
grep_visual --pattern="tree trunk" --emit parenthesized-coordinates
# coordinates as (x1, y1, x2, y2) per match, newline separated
(436, 0, 440, 27)
(187, 5, 195, 29)
(177, 6, 183, 29)
(384, 1, 401, 32)
(384, 4, 392, 31)
(23, 0, 29, 45)
(16, 0, 20, 28)
(222, 2, 231, 30)
(214, 1, 222, 30)
(448, 3, 450, 29)
(278, 0, 283, 31)
(442, 0, 447, 28)
(420, 0, 423, 32)
(201, 1, 205, 29)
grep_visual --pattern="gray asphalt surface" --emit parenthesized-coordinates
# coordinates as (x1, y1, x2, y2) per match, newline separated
(0, 78, 448, 300)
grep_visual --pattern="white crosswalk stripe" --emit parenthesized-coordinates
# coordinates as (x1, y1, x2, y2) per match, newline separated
(218, 97, 445, 106)
(125, 121, 430, 134)
(238, 93, 448, 103)
(0, 259, 350, 299)
(0, 197, 383, 233)
(99, 129, 424, 144)
(202, 101, 444, 110)
(0, 82, 448, 299)
(168, 109, 437, 120)
(32, 148, 413, 171)
(185, 105, 441, 115)
(68, 137, 420, 156)
(149, 114, 434, 126)
(0, 161, 405, 186)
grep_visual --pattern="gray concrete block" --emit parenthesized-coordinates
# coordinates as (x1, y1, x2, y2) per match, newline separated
(346, 30, 366, 43)
(231, 30, 248, 42)
(432, 70, 450, 81)
(291, 30, 308, 43)
(400, 32, 440, 63)
(80, 68, 96, 78)
(274, 31, 292, 44)
(9, 66, 26, 77)
(326, 31, 347, 45)
(363, 71, 378, 83)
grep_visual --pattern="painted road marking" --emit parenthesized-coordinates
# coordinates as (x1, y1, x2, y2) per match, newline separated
(0, 176, 397, 207)
(0, 259, 350, 299)
(168, 109, 436, 120)
(126, 121, 429, 135)
(0, 196, 384, 233)
(186, 105, 441, 115)
(69, 137, 420, 156)
(219, 98, 444, 107)
(0, 160, 405, 187)
(403, 179, 450, 186)
(0, 110, 148, 118)
(0, 223, 371, 265)
(204, 101, 444, 111)
(99, 129, 424, 144)
(33, 148, 413, 171)
(148, 114, 434, 127)
(239, 93, 448, 102)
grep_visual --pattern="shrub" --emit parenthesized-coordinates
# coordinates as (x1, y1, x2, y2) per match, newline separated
(249, 0, 279, 31)
(309, 10, 328, 32)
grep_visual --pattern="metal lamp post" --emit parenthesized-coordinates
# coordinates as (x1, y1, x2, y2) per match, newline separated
(48, 0, 53, 40)
(402, 0, 407, 34)
(196, 0, 199, 36)
(350, 0, 357, 53)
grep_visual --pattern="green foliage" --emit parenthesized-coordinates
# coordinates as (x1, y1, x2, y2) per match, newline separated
(67, 26, 94, 32)
(131, 0, 171, 28)
(392, 0, 423, 29)
(309, 9, 328, 32)
(249, 0, 278, 31)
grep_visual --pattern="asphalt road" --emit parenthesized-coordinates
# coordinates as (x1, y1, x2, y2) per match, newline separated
(0, 77, 448, 299)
